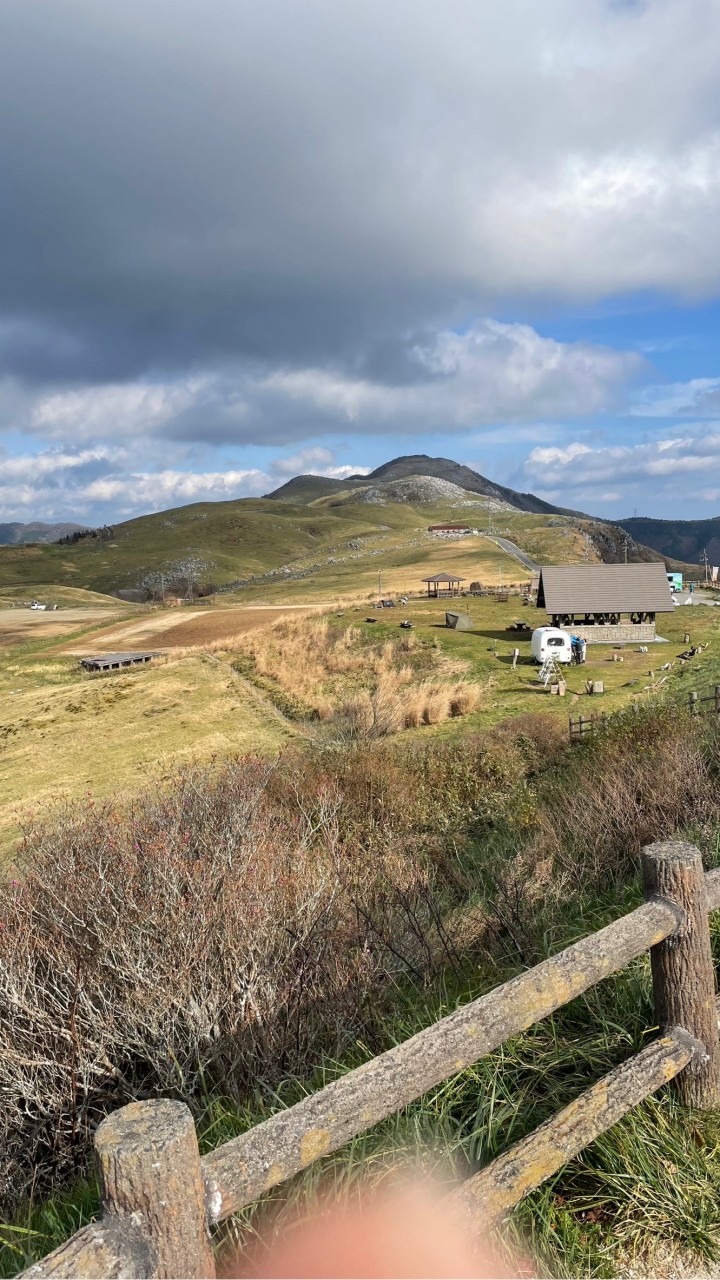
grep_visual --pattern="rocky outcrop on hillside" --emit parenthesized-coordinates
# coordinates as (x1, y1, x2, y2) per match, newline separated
(351, 475, 515, 509)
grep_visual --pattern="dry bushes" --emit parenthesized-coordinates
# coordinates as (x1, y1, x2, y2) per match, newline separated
(2, 741, 504, 1212)
(478, 705, 720, 965)
(4, 701, 716, 1214)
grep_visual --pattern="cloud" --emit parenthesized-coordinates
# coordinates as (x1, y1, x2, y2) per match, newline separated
(632, 377, 720, 418)
(0, 446, 270, 521)
(2, 1, 720, 521)
(0, 0, 719, 397)
(15, 320, 642, 449)
(523, 428, 720, 504)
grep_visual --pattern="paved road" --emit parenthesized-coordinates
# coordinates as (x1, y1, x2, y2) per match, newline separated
(485, 535, 541, 573)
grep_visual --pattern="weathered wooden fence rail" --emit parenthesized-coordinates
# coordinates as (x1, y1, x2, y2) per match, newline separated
(570, 685, 720, 743)
(23, 844, 720, 1279)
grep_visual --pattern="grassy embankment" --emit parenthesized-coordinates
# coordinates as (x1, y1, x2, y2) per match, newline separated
(4, 703, 720, 1277)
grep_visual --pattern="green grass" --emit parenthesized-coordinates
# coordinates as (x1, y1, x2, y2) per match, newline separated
(0, 494, 597, 599)
(278, 595, 720, 734)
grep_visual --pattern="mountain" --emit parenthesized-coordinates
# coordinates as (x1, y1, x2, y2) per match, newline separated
(0, 454, 688, 597)
(616, 517, 719, 567)
(0, 521, 85, 545)
(266, 454, 587, 517)
(264, 474, 367, 503)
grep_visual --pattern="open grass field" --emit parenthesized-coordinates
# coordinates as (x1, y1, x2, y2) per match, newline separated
(0, 606, 130, 648)
(320, 594, 720, 731)
(0, 653, 295, 859)
(57, 604, 319, 655)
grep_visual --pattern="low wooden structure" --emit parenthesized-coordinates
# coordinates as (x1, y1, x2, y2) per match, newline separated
(23, 844, 720, 1279)
(421, 572, 465, 597)
(80, 651, 159, 673)
(538, 563, 674, 642)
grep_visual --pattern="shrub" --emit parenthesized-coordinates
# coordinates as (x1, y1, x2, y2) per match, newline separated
(0, 745, 481, 1213)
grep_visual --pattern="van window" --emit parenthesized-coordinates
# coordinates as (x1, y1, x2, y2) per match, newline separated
(548, 637, 564, 647)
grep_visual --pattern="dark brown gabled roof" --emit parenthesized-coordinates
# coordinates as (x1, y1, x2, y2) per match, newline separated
(421, 573, 466, 583)
(537, 564, 674, 614)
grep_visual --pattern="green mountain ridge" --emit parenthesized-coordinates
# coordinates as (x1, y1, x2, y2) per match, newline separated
(0, 455, 697, 597)
(617, 516, 720, 567)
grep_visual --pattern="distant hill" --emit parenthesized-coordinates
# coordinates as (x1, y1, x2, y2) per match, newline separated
(0, 453, 684, 596)
(616, 517, 719, 567)
(0, 520, 85, 545)
(267, 454, 587, 517)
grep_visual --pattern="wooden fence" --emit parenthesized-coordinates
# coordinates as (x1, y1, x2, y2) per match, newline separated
(568, 709, 608, 743)
(22, 843, 720, 1279)
(570, 685, 720, 743)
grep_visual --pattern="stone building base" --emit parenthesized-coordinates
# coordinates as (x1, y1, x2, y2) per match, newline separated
(570, 622, 657, 644)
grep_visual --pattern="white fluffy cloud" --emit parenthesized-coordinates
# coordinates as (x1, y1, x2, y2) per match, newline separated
(269, 448, 368, 479)
(0, 447, 271, 520)
(632, 378, 720, 418)
(523, 428, 720, 507)
(262, 321, 643, 429)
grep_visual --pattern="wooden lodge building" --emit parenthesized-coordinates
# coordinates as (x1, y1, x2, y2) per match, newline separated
(537, 563, 674, 642)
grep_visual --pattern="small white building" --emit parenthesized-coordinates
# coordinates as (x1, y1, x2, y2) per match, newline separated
(531, 626, 573, 664)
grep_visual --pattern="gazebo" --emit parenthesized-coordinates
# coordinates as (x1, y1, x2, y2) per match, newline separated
(421, 572, 465, 598)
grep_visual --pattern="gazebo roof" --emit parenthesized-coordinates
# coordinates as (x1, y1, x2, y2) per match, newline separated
(421, 573, 466, 583)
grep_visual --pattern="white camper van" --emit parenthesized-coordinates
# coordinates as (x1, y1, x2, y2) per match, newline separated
(531, 626, 573, 664)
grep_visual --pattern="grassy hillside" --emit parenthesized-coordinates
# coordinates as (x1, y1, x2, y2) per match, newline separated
(0, 489, 675, 602)
(0, 497, 544, 597)
(0, 584, 127, 608)
(0, 500, 418, 595)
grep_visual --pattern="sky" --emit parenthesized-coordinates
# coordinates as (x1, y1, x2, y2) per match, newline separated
(1, 0, 720, 525)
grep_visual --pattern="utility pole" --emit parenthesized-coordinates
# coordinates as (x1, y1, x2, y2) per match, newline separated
(702, 548, 710, 584)
(378, 570, 382, 600)
(623, 536, 629, 565)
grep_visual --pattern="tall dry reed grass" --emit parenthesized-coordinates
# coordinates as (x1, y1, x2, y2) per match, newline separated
(237, 616, 483, 735)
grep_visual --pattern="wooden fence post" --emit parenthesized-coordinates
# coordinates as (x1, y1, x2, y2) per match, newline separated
(95, 1100, 215, 1279)
(642, 842, 720, 1108)
(715, 685, 720, 717)
(689, 691, 699, 716)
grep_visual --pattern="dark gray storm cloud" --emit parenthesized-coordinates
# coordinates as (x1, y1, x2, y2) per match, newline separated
(1, 0, 719, 396)
(1, 0, 720, 520)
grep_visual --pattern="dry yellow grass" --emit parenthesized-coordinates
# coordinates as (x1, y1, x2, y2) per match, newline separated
(57, 603, 322, 655)
(0, 654, 294, 857)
